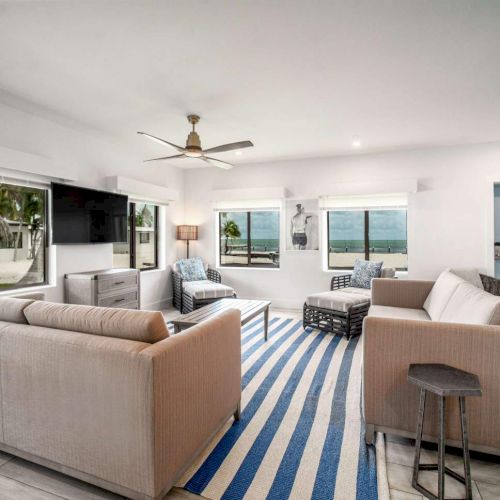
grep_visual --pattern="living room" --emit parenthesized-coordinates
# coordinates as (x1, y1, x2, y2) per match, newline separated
(0, 1, 499, 500)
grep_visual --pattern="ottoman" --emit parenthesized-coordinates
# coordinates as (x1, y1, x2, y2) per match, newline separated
(303, 287, 371, 338)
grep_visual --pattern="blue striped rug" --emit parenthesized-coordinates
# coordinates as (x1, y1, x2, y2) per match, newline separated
(177, 317, 378, 500)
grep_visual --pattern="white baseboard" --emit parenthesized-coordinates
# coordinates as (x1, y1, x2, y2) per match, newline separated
(243, 296, 303, 311)
(141, 296, 172, 311)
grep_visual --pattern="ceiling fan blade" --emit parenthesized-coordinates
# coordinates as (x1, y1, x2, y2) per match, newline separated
(203, 140, 254, 154)
(137, 132, 185, 153)
(202, 156, 234, 170)
(144, 154, 185, 163)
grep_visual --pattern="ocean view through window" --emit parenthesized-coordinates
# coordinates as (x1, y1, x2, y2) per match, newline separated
(328, 209, 407, 270)
(219, 211, 280, 268)
(0, 183, 47, 290)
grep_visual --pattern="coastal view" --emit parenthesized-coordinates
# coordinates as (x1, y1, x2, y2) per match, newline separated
(219, 211, 280, 267)
(328, 209, 407, 269)
(218, 208, 407, 270)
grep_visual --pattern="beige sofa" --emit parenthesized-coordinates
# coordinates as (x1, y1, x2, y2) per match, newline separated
(363, 271, 500, 455)
(0, 297, 241, 500)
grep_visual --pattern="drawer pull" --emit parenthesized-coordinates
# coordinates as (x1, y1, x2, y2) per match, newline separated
(114, 298, 126, 303)
(114, 281, 125, 285)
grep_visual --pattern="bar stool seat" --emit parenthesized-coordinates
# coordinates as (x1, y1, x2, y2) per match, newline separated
(407, 363, 482, 500)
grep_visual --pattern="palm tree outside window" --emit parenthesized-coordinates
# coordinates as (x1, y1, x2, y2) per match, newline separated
(219, 211, 280, 268)
(0, 183, 48, 290)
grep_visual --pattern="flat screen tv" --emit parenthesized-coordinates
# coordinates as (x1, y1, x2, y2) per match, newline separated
(51, 183, 128, 244)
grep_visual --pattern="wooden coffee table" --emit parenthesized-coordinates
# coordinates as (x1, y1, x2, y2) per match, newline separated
(171, 298, 271, 340)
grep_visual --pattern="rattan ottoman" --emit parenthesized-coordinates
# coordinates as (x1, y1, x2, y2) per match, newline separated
(303, 275, 371, 338)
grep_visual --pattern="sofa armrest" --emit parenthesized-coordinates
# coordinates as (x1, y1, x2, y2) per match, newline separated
(207, 268, 222, 283)
(371, 278, 434, 309)
(331, 274, 351, 290)
(139, 309, 241, 496)
(363, 316, 500, 448)
(172, 271, 183, 311)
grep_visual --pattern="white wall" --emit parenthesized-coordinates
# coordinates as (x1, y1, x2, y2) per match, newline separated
(0, 101, 185, 309)
(3, 95, 500, 310)
(184, 143, 500, 308)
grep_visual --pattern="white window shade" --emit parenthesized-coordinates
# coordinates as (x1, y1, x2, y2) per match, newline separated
(214, 199, 282, 212)
(319, 192, 408, 211)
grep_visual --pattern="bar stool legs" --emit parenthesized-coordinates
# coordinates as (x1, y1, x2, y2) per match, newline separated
(459, 396, 473, 500)
(412, 388, 427, 489)
(438, 395, 445, 499)
(412, 389, 473, 500)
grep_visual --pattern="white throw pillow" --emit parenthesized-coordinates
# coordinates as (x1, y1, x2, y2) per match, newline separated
(440, 282, 500, 325)
(423, 270, 465, 321)
(448, 268, 484, 290)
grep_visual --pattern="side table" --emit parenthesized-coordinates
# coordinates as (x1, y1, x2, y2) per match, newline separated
(407, 363, 482, 500)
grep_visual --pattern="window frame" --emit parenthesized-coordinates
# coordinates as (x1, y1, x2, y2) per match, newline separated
(128, 202, 159, 272)
(218, 210, 280, 269)
(327, 208, 408, 271)
(0, 184, 49, 292)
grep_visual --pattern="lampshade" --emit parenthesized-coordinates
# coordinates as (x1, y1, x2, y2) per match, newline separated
(177, 225, 198, 241)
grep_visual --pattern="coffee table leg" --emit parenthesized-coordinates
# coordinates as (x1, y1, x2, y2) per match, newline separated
(264, 306, 269, 341)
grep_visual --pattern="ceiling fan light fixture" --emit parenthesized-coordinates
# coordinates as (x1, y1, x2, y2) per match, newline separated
(138, 114, 253, 170)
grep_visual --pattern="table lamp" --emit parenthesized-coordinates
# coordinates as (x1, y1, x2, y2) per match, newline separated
(177, 225, 198, 259)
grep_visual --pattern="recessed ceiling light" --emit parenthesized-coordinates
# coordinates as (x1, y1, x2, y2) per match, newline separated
(352, 136, 361, 148)
(235, 151, 243, 156)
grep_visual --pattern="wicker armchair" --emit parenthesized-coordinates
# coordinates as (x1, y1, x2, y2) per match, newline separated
(480, 273, 500, 296)
(330, 273, 351, 290)
(172, 267, 236, 313)
(303, 274, 370, 338)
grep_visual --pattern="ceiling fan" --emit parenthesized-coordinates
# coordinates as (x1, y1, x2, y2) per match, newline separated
(138, 115, 253, 170)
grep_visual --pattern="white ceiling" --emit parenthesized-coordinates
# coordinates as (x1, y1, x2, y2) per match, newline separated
(1, 0, 500, 168)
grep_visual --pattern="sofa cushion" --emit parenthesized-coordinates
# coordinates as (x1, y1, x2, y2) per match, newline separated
(423, 270, 464, 321)
(341, 287, 372, 298)
(440, 282, 500, 325)
(176, 257, 207, 281)
(24, 301, 169, 343)
(350, 259, 383, 289)
(0, 297, 35, 324)
(182, 280, 235, 300)
(449, 268, 484, 289)
(306, 290, 370, 312)
(381, 267, 396, 278)
(368, 305, 431, 321)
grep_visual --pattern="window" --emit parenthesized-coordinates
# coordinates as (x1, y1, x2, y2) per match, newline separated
(219, 211, 280, 268)
(0, 183, 47, 290)
(113, 202, 159, 271)
(328, 209, 407, 270)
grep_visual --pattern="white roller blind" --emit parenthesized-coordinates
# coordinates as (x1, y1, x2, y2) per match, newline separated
(319, 192, 408, 211)
(214, 199, 282, 212)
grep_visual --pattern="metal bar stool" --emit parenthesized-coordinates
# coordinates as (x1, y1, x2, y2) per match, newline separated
(408, 364, 482, 500)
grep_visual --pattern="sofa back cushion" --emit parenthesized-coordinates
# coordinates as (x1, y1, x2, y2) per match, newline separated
(381, 267, 396, 278)
(0, 297, 35, 324)
(423, 270, 464, 321)
(440, 282, 500, 325)
(448, 268, 484, 289)
(24, 301, 169, 343)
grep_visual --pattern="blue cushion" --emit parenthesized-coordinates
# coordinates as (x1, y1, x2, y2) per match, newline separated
(177, 257, 207, 281)
(350, 259, 383, 289)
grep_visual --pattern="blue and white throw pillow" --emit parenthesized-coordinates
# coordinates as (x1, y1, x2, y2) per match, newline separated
(350, 259, 383, 289)
(177, 257, 207, 281)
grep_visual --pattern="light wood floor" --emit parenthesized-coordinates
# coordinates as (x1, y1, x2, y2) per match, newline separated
(0, 307, 497, 499)
(386, 432, 500, 499)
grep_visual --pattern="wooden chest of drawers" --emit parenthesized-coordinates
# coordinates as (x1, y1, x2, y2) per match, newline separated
(64, 268, 140, 309)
